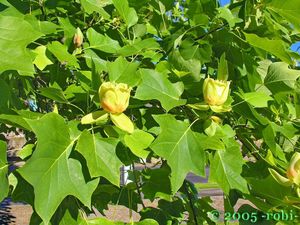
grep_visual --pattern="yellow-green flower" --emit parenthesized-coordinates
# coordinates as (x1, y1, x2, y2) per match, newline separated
(203, 77, 230, 106)
(269, 152, 300, 187)
(287, 152, 300, 185)
(99, 82, 131, 114)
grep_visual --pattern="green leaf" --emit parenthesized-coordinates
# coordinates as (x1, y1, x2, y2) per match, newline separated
(80, 0, 111, 19)
(80, 218, 159, 225)
(47, 41, 79, 68)
(241, 92, 273, 108)
(84, 49, 108, 72)
(0, 15, 42, 75)
(39, 87, 69, 103)
(296, 81, 300, 118)
(133, 219, 159, 225)
(135, 69, 186, 111)
(0, 110, 42, 130)
(217, 53, 228, 81)
(112, 0, 138, 28)
(80, 218, 122, 225)
(0, 141, 8, 202)
(81, 111, 109, 124)
(17, 144, 34, 160)
(87, 28, 121, 53)
(32, 46, 53, 70)
(179, 39, 212, 64)
(24, 15, 59, 35)
(150, 114, 206, 193)
(217, 7, 243, 28)
(210, 138, 249, 194)
(18, 113, 99, 224)
(267, 0, 300, 31)
(107, 56, 140, 86)
(110, 113, 134, 133)
(124, 129, 154, 158)
(169, 50, 201, 78)
(0, 114, 32, 130)
(244, 33, 292, 64)
(117, 38, 160, 57)
(247, 175, 292, 207)
(76, 130, 122, 186)
(264, 62, 300, 93)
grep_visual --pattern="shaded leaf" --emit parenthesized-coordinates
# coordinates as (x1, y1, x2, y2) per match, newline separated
(0, 141, 8, 202)
(264, 62, 300, 93)
(267, 0, 300, 31)
(39, 87, 69, 103)
(142, 167, 172, 201)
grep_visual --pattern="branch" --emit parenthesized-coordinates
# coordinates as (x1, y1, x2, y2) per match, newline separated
(184, 180, 199, 225)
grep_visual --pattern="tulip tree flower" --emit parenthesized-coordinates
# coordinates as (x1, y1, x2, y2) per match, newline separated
(287, 152, 300, 186)
(203, 77, 231, 106)
(187, 77, 231, 112)
(99, 82, 131, 114)
(81, 82, 134, 133)
(269, 152, 300, 197)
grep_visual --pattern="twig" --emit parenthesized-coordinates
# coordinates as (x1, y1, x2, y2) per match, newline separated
(195, 22, 228, 41)
(184, 180, 198, 225)
(132, 163, 146, 209)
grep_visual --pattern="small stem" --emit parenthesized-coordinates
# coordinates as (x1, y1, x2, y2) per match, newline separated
(236, 133, 260, 160)
(195, 22, 228, 41)
(184, 180, 198, 225)
(132, 163, 146, 209)
(68, 103, 85, 115)
(128, 188, 133, 224)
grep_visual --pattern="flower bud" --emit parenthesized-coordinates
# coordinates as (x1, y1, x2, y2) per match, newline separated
(99, 82, 131, 114)
(286, 152, 300, 185)
(203, 77, 230, 106)
(73, 27, 83, 48)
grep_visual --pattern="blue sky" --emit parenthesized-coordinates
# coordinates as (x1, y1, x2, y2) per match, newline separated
(219, 0, 300, 53)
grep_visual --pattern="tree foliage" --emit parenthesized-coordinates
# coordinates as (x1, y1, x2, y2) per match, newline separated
(0, 0, 300, 224)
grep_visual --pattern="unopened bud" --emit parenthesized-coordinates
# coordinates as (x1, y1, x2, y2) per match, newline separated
(73, 27, 83, 48)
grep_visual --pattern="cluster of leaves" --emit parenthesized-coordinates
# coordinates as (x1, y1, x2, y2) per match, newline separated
(0, 0, 300, 224)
